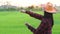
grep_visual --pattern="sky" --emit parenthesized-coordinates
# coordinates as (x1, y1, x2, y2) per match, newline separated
(0, 0, 60, 7)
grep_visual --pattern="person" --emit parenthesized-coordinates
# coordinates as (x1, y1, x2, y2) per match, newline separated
(21, 2, 56, 34)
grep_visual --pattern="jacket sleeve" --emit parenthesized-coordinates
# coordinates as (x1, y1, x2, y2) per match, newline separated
(25, 11, 43, 20)
(36, 21, 48, 32)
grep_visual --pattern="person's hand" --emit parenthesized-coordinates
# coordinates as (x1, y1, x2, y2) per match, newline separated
(20, 9, 26, 13)
(25, 22, 30, 26)
(25, 23, 29, 26)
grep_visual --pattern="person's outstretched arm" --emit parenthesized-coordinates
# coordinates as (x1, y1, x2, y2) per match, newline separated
(21, 10, 43, 20)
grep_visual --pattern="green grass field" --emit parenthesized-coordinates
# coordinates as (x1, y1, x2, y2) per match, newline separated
(0, 11, 60, 34)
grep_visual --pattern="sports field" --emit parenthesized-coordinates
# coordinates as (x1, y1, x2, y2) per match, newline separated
(0, 11, 60, 34)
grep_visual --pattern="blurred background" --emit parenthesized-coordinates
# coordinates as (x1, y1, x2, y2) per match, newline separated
(0, 0, 60, 11)
(0, 0, 60, 34)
